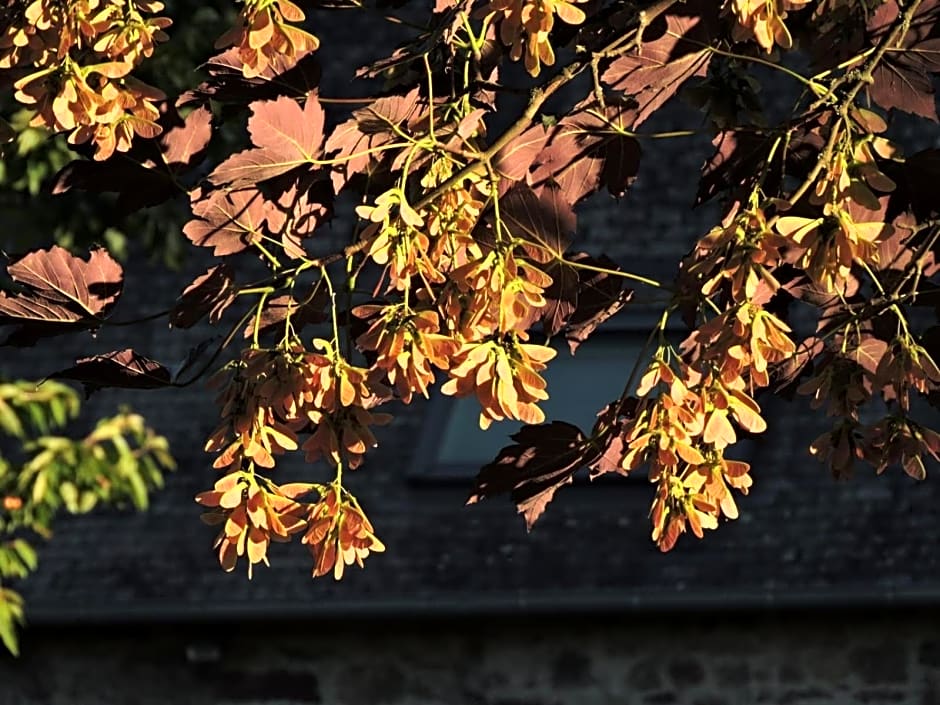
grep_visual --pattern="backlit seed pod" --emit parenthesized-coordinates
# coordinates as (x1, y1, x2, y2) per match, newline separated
(355, 306, 458, 403)
(728, 0, 812, 53)
(214, 0, 318, 79)
(441, 338, 555, 429)
(487, 0, 587, 75)
(301, 486, 385, 580)
(196, 473, 309, 577)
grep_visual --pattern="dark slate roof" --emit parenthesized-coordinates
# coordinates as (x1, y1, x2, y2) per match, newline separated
(4, 20, 940, 622)
(10, 381, 940, 624)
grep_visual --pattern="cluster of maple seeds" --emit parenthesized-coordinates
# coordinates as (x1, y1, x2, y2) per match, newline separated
(1, 0, 171, 159)
(686, 98, 940, 486)
(358, 190, 441, 290)
(441, 337, 556, 429)
(200, 341, 391, 578)
(624, 355, 766, 550)
(354, 305, 457, 404)
(0, 0, 320, 156)
(685, 304, 798, 390)
(195, 471, 309, 577)
(196, 172, 564, 574)
(619, 296, 797, 550)
(196, 471, 384, 581)
(485, 0, 587, 75)
(302, 483, 385, 580)
(659, 106, 925, 541)
(726, 0, 812, 52)
(356, 161, 805, 551)
(357, 170, 492, 294)
(424, 176, 487, 272)
(876, 337, 940, 414)
(198, 161, 566, 574)
(774, 111, 940, 477)
(205, 348, 301, 472)
(776, 111, 898, 295)
(804, 333, 940, 479)
(862, 415, 940, 482)
(356, 176, 561, 430)
(206, 343, 391, 474)
(688, 204, 788, 303)
(213, 0, 318, 79)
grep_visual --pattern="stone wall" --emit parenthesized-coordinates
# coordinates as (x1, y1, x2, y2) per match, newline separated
(2, 609, 938, 705)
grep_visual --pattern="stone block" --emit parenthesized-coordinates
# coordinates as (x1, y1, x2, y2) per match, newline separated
(668, 658, 705, 687)
(551, 648, 593, 688)
(850, 644, 908, 685)
(921, 641, 940, 670)
(627, 658, 663, 691)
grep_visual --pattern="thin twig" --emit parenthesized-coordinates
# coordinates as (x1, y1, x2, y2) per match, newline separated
(414, 0, 680, 210)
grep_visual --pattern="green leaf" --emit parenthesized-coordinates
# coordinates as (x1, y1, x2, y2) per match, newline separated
(78, 491, 97, 513)
(126, 469, 149, 511)
(16, 127, 46, 156)
(26, 162, 43, 196)
(0, 611, 20, 657)
(48, 397, 68, 429)
(0, 589, 24, 657)
(10, 540, 37, 572)
(59, 481, 78, 512)
(31, 470, 48, 505)
(0, 399, 24, 438)
(25, 404, 48, 435)
(0, 541, 34, 580)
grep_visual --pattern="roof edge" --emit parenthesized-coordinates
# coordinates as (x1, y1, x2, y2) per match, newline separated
(25, 585, 940, 626)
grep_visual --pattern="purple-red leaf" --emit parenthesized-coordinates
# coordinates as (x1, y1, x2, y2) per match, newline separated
(50, 349, 172, 396)
(501, 183, 576, 264)
(162, 105, 213, 170)
(493, 124, 548, 181)
(530, 105, 641, 203)
(564, 253, 635, 353)
(51, 158, 173, 213)
(0, 246, 123, 345)
(183, 188, 284, 256)
(587, 401, 633, 478)
(601, 0, 717, 129)
(697, 130, 772, 206)
(467, 421, 591, 530)
(892, 149, 940, 219)
(541, 259, 579, 337)
(170, 264, 237, 329)
(774, 336, 825, 397)
(697, 116, 825, 206)
(867, 0, 940, 120)
(51, 105, 211, 212)
(849, 337, 888, 376)
(269, 171, 333, 256)
(243, 290, 328, 339)
(178, 48, 321, 106)
(324, 89, 423, 194)
(209, 92, 325, 187)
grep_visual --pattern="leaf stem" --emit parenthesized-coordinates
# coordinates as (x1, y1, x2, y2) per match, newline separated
(564, 257, 668, 290)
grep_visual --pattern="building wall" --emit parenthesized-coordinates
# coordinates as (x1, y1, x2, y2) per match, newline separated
(2, 610, 938, 705)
